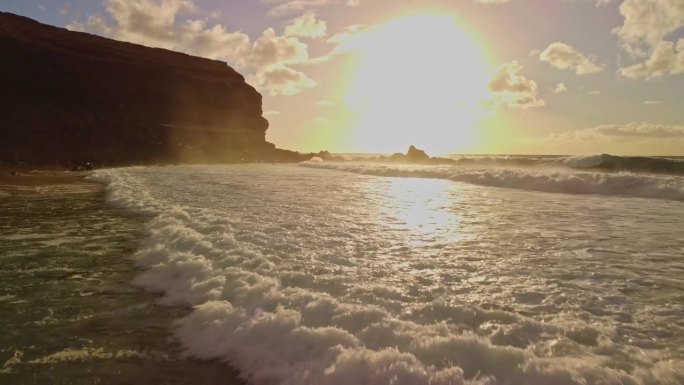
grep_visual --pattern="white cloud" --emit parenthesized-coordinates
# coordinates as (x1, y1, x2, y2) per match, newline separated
(553, 83, 568, 93)
(488, 61, 544, 109)
(615, 0, 684, 78)
(619, 39, 684, 79)
(284, 11, 327, 38)
(249, 65, 316, 96)
(243, 28, 310, 69)
(67, 0, 316, 96)
(644, 100, 663, 105)
(615, 0, 684, 56)
(262, 0, 333, 17)
(104, 0, 194, 47)
(538, 42, 603, 74)
(587, 90, 600, 95)
(346, 0, 360, 6)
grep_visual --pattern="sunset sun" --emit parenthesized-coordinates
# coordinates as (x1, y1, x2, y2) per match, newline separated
(340, 13, 492, 154)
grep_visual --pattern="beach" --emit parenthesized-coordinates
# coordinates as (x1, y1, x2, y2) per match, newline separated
(0, 168, 243, 384)
(0, 167, 90, 186)
(2, 161, 683, 384)
(55, 162, 684, 384)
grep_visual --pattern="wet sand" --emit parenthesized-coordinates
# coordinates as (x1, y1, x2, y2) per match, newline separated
(0, 166, 91, 187)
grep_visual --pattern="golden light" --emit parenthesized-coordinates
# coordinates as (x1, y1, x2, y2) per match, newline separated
(339, 13, 493, 155)
(367, 176, 467, 246)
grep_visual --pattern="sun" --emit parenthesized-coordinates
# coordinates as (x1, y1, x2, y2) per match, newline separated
(340, 13, 492, 155)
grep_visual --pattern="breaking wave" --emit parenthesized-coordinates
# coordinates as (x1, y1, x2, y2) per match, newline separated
(564, 154, 684, 175)
(301, 162, 684, 201)
(408, 154, 684, 175)
(89, 166, 684, 385)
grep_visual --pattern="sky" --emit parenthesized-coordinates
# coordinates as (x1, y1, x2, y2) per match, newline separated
(3, 0, 684, 155)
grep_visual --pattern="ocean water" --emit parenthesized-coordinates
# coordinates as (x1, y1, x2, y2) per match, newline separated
(3, 160, 683, 384)
(0, 182, 241, 384)
(80, 161, 684, 385)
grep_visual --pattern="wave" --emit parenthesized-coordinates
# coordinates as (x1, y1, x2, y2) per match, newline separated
(563, 154, 684, 175)
(403, 154, 684, 175)
(89, 167, 684, 385)
(301, 162, 684, 201)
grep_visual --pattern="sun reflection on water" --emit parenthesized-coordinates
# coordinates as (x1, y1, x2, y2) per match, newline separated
(370, 177, 467, 247)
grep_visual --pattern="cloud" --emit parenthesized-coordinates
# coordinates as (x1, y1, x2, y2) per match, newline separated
(104, 0, 194, 47)
(327, 24, 366, 45)
(249, 65, 316, 95)
(263, 0, 333, 17)
(615, 0, 684, 56)
(587, 90, 600, 95)
(488, 61, 545, 109)
(643, 100, 663, 105)
(619, 39, 684, 79)
(615, 0, 684, 78)
(284, 11, 327, 38)
(67, 0, 315, 96)
(556, 123, 684, 141)
(66, 14, 116, 36)
(553, 83, 568, 93)
(243, 28, 310, 69)
(538, 42, 603, 74)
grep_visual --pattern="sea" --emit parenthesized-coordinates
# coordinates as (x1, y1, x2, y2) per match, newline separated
(1, 154, 683, 385)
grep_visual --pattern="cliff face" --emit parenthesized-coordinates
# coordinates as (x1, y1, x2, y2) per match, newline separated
(0, 12, 283, 166)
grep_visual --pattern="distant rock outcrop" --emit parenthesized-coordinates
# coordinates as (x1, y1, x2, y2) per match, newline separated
(406, 145, 430, 162)
(0, 12, 306, 166)
(370, 145, 433, 164)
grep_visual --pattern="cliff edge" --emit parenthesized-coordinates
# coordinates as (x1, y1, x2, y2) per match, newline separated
(0, 12, 294, 166)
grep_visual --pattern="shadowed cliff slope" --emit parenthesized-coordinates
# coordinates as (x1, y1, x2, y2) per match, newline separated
(0, 12, 300, 166)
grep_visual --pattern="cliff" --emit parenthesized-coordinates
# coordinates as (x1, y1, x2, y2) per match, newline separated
(0, 12, 295, 166)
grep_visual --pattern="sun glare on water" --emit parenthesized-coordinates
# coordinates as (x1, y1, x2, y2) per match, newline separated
(341, 14, 492, 155)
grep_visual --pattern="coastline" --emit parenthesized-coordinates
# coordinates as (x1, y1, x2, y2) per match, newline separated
(0, 165, 246, 384)
(0, 166, 93, 187)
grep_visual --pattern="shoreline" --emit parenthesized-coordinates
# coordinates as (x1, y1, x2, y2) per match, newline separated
(0, 165, 246, 384)
(0, 166, 93, 187)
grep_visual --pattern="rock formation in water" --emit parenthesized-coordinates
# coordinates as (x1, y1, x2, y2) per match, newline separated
(0, 12, 306, 166)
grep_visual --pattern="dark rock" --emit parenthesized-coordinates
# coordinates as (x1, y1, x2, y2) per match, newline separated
(406, 145, 430, 163)
(374, 146, 431, 164)
(0, 12, 295, 165)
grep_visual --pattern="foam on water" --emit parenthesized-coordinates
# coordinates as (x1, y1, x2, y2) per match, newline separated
(91, 165, 684, 385)
(428, 154, 684, 175)
(301, 161, 684, 201)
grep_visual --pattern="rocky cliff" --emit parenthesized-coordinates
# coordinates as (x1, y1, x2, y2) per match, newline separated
(0, 12, 296, 166)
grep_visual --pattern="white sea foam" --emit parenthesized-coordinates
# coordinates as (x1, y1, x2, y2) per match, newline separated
(300, 161, 684, 201)
(91, 166, 684, 385)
